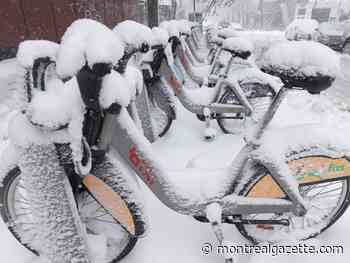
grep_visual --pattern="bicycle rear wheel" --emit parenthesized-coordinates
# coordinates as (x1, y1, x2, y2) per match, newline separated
(0, 166, 143, 262)
(235, 155, 350, 243)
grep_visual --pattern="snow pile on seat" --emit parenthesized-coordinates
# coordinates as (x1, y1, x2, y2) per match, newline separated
(26, 78, 84, 131)
(16, 40, 59, 68)
(258, 124, 350, 163)
(261, 40, 340, 79)
(217, 28, 239, 39)
(238, 30, 286, 62)
(152, 27, 169, 46)
(318, 22, 344, 36)
(57, 19, 124, 78)
(223, 37, 253, 53)
(285, 19, 319, 40)
(114, 20, 153, 47)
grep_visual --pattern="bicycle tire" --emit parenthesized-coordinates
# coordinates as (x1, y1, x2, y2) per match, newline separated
(0, 166, 144, 263)
(217, 83, 276, 134)
(235, 153, 350, 244)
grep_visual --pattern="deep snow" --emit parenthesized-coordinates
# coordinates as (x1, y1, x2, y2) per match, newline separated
(1, 56, 350, 263)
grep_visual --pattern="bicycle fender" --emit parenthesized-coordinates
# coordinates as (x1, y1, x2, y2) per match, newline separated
(149, 80, 177, 120)
(245, 134, 350, 215)
(248, 152, 307, 211)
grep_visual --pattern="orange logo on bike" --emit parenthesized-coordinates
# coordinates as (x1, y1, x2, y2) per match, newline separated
(168, 74, 182, 95)
(128, 146, 155, 186)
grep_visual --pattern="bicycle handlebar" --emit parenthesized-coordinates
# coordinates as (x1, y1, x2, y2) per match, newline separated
(151, 44, 164, 50)
(113, 43, 150, 73)
(180, 32, 190, 38)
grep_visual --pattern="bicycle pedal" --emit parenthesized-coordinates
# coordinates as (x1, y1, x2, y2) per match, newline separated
(204, 135, 216, 141)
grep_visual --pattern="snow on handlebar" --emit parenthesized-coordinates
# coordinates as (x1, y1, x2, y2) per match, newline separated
(16, 40, 59, 69)
(56, 19, 125, 79)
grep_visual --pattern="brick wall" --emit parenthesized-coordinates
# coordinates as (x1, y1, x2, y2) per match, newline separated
(0, 0, 146, 51)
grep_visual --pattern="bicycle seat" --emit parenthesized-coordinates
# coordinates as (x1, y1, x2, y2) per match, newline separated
(261, 41, 340, 94)
(217, 28, 239, 40)
(222, 37, 253, 59)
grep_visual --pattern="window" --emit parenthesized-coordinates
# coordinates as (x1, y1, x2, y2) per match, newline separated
(311, 8, 331, 23)
(298, 8, 306, 16)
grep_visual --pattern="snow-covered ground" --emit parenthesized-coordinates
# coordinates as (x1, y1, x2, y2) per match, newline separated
(1, 52, 350, 263)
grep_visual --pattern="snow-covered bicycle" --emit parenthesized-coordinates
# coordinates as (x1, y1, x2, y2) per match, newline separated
(161, 20, 232, 87)
(1, 23, 349, 263)
(145, 31, 278, 140)
(0, 20, 148, 263)
(111, 20, 177, 143)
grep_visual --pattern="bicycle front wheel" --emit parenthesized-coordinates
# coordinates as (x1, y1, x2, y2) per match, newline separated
(217, 82, 276, 134)
(0, 166, 143, 263)
(149, 99, 173, 138)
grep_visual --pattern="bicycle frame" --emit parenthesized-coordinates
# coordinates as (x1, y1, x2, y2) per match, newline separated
(107, 85, 307, 218)
(184, 35, 205, 64)
(175, 41, 212, 85)
(134, 64, 177, 143)
(159, 52, 252, 116)
(175, 37, 230, 87)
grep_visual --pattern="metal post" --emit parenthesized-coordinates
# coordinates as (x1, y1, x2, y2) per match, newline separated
(194, 0, 196, 13)
(260, 0, 264, 29)
(148, 0, 159, 27)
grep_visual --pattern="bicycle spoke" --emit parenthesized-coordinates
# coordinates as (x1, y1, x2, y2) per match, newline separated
(92, 211, 110, 219)
(15, 212, 33, 217)
(301, 181, 336, 193)
(312, 193, 342, 200)
(309, 186, 342, 199)
(242, 175, 347, 242)
(311, 204, 335, 211)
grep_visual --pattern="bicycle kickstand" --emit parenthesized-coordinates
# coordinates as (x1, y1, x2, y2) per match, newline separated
(206, 203, 233, 263)
(203, 107, 217, 141)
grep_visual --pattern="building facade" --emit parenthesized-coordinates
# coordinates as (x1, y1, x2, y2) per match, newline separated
(0, 0, 147, 59)
(294, 0, 347, 23)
